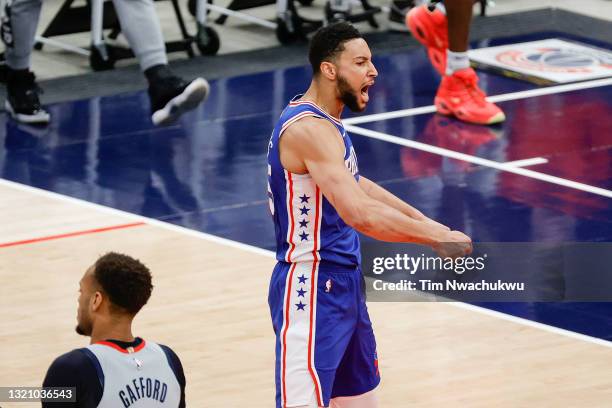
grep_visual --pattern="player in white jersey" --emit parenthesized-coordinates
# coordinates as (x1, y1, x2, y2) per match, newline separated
(42, 252, 185, 407)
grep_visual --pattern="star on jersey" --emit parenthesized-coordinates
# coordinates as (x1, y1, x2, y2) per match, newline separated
(299, 231, 309, 241)
(296, 288, 306, 297)
(300, 194, 310, 203)
(298, 274, 308, 284)
(300, 206, 310, 215)
(299, 219, 309, 228)
(295, 301, 306, 311)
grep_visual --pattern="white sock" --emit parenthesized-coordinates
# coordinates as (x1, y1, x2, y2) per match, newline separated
(446, 50, 470, 75)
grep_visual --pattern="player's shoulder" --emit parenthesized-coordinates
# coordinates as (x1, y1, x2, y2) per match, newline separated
(43, 347, 100, 389)
(284, 116, 341, 146)
(43, 348, 105, 407)
(156, 343, 179, 358)
(157, 344, 186, 385)
(288, 113, 332, 129)
(48, 348, 93, 372)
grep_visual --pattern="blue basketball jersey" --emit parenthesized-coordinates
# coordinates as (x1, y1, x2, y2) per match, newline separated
(267, 95, 361, 267)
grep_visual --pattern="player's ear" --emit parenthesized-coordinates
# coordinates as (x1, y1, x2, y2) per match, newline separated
(320, 61, 337, 80)
(91, 291, 103, 312)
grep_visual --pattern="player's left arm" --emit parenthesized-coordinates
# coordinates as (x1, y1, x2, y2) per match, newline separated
(160, 345, 186, 408)
(358, 176, 449, 230)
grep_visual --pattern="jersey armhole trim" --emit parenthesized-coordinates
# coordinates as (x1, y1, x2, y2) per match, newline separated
(277, 112, 346, 177)
(159, 345, 182, 384)
(278, 111, 322, 139)
(79, 348, 105, 390)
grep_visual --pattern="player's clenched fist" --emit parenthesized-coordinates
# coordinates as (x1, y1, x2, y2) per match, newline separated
(433, 230, 473, 259)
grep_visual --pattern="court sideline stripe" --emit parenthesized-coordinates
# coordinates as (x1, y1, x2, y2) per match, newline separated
(0, 222, 146, 248)
(343, 77, 612, 125)
(503, 157, 548, 167)
(448, 302, 612, 349)
(0, 178, 274, 258)
(1, 177, 610, 349)
(345, 124, 612, 199)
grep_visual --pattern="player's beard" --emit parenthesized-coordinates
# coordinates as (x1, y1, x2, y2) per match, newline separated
(75, 323, 93, 336)
(75, 312, 93, 336)
(337, 74, 364, 113)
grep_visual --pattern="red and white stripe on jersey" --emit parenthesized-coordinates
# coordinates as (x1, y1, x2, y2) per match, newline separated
(268, 164, 275, 216)
(279, 111, 317, 263)
(280, 111, 320, 136)
(275, 100, 349, 407)
(288, 100, 343, 126)
(279, 261, 324, 407)
(280, 173, 324, 406)
(283, 170, 323, 263)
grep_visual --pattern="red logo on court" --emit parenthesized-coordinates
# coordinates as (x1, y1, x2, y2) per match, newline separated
(496, 48, 612, 73)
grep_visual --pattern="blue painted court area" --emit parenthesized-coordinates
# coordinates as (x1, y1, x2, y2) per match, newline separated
(1, 32, 611, 340)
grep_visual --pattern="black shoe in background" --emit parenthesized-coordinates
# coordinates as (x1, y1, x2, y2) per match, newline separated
(324, 0, 351, 24)
(5, 68, 50, 125)
(146, 65, 209, 126)
(388, 0, 414, 32)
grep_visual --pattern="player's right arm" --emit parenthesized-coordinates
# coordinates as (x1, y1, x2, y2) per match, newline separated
(42, 350, 100, 407)
(279, 118, 471, 257)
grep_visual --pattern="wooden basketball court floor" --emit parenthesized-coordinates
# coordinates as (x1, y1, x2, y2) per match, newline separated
(1, 179, 612, 407)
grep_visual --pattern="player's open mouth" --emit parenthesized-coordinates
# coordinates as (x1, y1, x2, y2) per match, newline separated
(360, 85, 371, 102)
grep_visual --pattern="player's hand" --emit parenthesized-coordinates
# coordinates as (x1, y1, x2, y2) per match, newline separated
(432, 230, 473, 259)
(423, 218, 450, 231)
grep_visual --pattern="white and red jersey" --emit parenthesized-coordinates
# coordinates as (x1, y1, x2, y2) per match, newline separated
(85, 340, 181, 407)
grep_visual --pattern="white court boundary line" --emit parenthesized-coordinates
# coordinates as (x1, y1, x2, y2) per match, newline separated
(343, 77, 612, 125)
(345, 125, 612, 199)
(1, 177, 611, 349)
(504, 157, 549, 167)
(448, 302, 612, 349)
(0, 178, 273, 258)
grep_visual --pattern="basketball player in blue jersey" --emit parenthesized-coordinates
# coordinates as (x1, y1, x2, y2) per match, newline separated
(267, 22, 472, 408)
(42, 252, 186, 407)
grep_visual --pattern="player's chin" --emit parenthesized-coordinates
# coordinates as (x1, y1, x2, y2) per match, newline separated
(355, 99, 368, 112)
(356, 89, 370, 111)
(343, 91, 367, 113)
(360, 89, 369, 103)
(75, 323, 91, 336)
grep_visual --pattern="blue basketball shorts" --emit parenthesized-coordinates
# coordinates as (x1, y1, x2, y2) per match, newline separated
(268, 261, 380, 408)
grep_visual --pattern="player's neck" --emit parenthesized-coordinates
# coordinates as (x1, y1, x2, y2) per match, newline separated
(90, 316, 135, 344)
(302, 81, 344, 119)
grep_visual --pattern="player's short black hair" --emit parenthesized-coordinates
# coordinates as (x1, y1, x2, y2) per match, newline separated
(93, 252, 153, 315)
(309, 22, 362, 76)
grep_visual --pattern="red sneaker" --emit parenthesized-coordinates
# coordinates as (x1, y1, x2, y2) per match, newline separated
(435, 68, 506, 125)
(406, 4, 448, 75)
